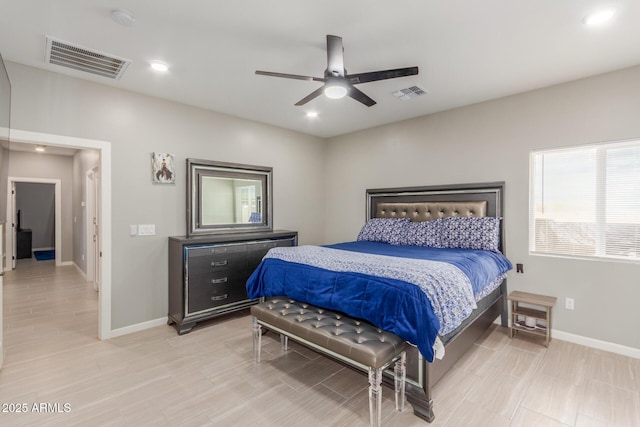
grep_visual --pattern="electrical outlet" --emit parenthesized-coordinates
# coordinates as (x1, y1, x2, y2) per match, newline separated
(565, 297, 574, 310)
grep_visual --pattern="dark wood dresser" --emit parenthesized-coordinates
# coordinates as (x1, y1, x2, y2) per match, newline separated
(168, 230, 297, 334)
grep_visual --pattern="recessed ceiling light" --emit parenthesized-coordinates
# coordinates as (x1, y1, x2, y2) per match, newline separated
(35, 145, 46, 152)
(306, 111, 318, 118)
(583, 9, 616, 26)
(111, 9, 136, 26)
(150, 61, 169, 72)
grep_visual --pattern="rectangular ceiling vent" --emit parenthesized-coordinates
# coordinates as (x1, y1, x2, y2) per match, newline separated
(44, 36, 131, 80)
(393, 84, 429, 100)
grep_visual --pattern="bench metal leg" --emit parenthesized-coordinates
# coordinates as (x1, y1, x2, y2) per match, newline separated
(252, 317, 262, 364)
(280, 334, 288, 351)
(394, 352, 406, 412)
(368, 367, 383, 427)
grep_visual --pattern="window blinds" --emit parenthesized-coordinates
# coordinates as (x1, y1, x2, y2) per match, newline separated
(530, 139, 640, 261)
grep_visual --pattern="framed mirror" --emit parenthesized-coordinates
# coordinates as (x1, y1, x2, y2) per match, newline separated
(187, 159, 272, 236)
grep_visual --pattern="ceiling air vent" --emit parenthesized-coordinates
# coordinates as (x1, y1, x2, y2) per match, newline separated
(392, 85, 429, 100)
(44, 36, 131, 80)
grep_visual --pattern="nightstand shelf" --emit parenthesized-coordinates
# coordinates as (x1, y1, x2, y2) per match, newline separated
(508, 291, 557, 347)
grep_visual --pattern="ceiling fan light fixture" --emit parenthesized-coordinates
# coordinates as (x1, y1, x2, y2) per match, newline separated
(255, 35, 417, 107)
(324, 83, 348, 99)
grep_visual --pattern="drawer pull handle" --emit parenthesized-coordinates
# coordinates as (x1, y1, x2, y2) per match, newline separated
(211, 294, 228, 301)
(211, 260, 228, 267)
(211, 277, 228, 284)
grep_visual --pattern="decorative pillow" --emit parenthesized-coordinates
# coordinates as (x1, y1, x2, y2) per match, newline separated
(357, 218, 410, 245)
(399, 220, 441, 247)
(438, 217, 502, 252)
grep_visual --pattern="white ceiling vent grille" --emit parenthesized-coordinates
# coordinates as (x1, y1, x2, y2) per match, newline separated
(44, 36, 131, 80)
(393, 85, 429, 100)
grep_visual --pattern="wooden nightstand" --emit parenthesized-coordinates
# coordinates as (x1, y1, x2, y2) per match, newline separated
(508, 291, 557, 347)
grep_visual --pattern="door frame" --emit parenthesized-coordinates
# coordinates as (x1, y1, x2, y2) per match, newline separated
(8, 178, 61, 266)
(7, 129, 112, 340)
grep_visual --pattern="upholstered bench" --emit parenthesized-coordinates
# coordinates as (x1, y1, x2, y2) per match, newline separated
(251, 298, 408, 427)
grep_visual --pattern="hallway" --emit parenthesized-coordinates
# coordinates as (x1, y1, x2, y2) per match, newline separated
(2, 259, 98, 366)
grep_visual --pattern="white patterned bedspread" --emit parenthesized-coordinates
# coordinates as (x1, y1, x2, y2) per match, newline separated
(264, 245, 478, 335)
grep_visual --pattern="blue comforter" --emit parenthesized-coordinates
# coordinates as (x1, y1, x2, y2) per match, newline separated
(246, 241, 511, 362)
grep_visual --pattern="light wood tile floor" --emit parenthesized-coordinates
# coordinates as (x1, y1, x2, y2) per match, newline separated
(1, 260, 639, 426)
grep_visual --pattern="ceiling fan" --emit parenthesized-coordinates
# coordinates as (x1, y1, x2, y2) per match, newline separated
(255, 35, 418, 107)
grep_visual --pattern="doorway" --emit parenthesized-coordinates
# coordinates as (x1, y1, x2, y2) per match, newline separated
(8, 178, 61, 268)
(5, 129, 112, 340)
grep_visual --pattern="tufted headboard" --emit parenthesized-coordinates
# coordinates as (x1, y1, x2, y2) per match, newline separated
(375, 201, 487, 222)
(366, 181, 505, 250)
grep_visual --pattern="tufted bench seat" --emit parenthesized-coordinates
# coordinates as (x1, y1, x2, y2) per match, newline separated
(251, 298, 407, 427)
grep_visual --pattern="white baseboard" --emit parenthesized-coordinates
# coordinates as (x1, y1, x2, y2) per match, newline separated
(72, 262, 87, 280)
(552, 329, 640, 359)
(57, 261, 74, 267)
(110, 317, 169, 338)
(494, 318, 639, 359)
(32, 246, 55, 252)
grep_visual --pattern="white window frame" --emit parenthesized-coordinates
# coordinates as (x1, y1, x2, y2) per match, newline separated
(529, 138, 640, 263)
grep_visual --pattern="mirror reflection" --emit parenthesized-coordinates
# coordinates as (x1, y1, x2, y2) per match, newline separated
(200, 176, 263, 225)
(187, 159, 272, 236)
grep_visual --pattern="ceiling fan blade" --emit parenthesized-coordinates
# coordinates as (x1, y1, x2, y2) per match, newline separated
(294, 86, 325, 106)
(255, 70, 324, 82)
(347, 66, 419, 85)
(348, 86, 376, 107)
(326, 35, 345, 77)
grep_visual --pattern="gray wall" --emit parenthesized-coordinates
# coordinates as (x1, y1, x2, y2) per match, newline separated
(8, 150, 74, 262)
(6, 61, 326, 330)
(15, 182, 55, 250)
(325, 65, 640, 350)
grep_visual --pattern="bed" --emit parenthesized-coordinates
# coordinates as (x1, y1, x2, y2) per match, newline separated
(246, 182, 511, 422)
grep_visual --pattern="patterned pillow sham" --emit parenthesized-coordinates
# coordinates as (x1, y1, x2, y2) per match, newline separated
(438, 217, 502, 252)
(357, 218, 410, 245)
(399, 220, 442, 247)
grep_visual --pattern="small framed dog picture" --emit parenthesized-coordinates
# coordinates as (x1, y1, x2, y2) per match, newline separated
(151, 152, 175, 184)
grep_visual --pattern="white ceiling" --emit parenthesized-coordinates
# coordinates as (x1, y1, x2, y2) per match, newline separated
(1, 1, 639, 138)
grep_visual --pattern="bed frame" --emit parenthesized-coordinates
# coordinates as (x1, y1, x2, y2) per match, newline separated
(366, 182, 508, 422)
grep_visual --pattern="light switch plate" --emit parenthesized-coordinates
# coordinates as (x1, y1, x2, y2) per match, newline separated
(138, 224, 156, 236)
(129, 225, 138, 236)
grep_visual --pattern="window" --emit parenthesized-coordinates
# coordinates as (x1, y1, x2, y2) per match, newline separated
(530, 139, 640, 262)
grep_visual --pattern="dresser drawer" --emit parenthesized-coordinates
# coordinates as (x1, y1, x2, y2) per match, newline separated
(187, 251, 247, 276)
(188, 243, 247, 257)
(247, 238, 296, 270)
(187, 276, 250, 314)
